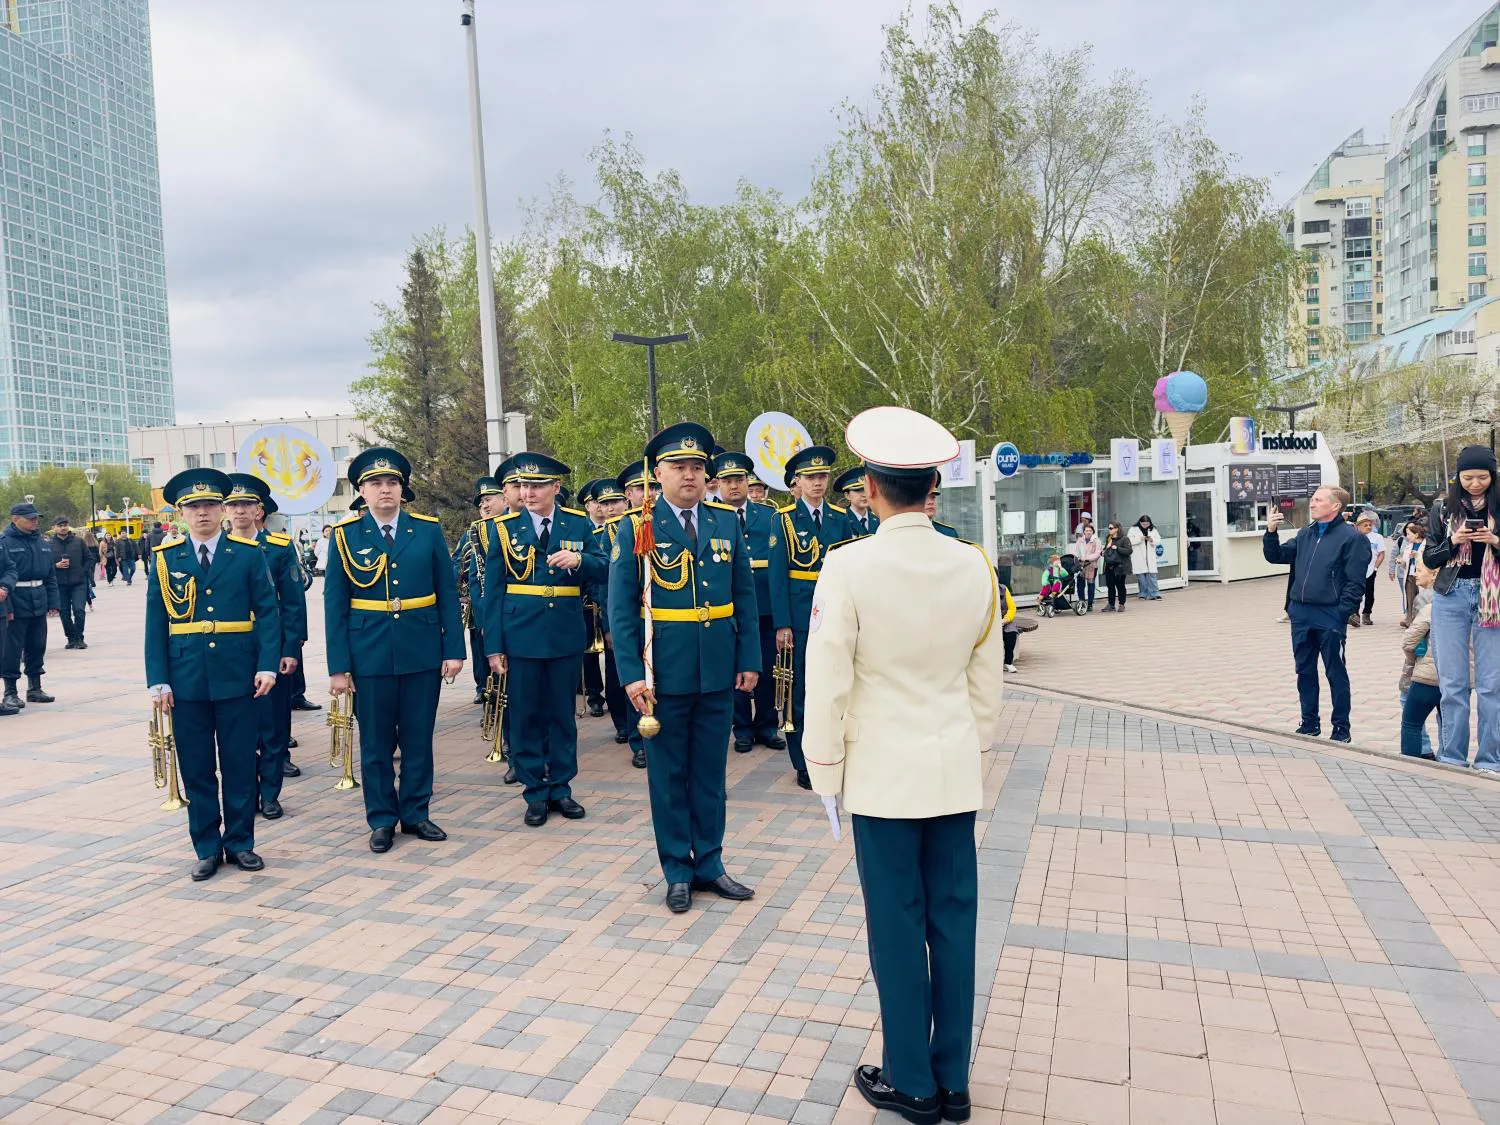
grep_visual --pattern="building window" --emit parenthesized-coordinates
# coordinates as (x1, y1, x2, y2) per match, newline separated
(1306, 332, 1321, 347)
(1472, 163, 1489, 187)
(1307, 268, 1320, 285)
(1307, 310, 1321, 326)
(1463, 93, 1500, 113)
(1346, 323, 1374, 344)
(1345, 281, 1372, 301)
(1345, 301, 1374, 320)
(1472, 253, 1489, 277)
(1473, 224, 1490, 247)
(210, 452, 226, 468)
(1344, 237, 1372, 260)
(1473, 193, 1489, 218)
(1302, 219, 1330, 235)
(1305, 288, 1320, 305)
(1346, 198, 1371, 219)
(1472, 281, 1489, 300)
(332, 446, 349, 461)
(184, 454, 201, 469)
(1307, 351, 1321, 364)
(1472, 134, 1489, 157)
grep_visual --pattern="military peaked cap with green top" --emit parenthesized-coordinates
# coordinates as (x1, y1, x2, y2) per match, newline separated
(712, 451, 756, 478)
(348, 446, 411, 487)
(833, 466, 868, 495)
(472, 476, 502, 507)
(781, 445, 837, 489)
(225, 472, 272, 506)
(645, 422, 715, 468)
(507, 452, 569, 482)
(617, 463, 648, 492)
(164, 468, 233, 507)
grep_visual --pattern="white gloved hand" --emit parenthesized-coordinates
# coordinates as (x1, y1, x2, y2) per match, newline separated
(821, 794, 841, 842)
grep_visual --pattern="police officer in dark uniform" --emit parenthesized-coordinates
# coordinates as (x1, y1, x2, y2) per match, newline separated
(482, 453, 607, 827)
(1, 501, 59, 711)
(145, 470, 282, 880)
(608, 423, 761, 913)
(713, 451, 784, 754)
(767, 445, 857, 789)
(223, 474, 307, 820)
(836, 467, 881, 538)
(0, 536, 15, 717)
(324, 448, 465, 853)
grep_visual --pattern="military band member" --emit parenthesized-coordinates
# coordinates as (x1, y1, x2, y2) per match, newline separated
(926, 486, 960, 539)
(145, 470, 281, 880)
(578, 479, 611, 718)
(325, 448, 464, 853)
(586, 479, 633, 747)
(714, 451, 785, 755)
(804, 407, 1004, 1124)
(256, 494, 310, 770)
(747, 478, 770, 506)
(767, 445, 856, 789)
(618, 462, 649, 510)
(456, 477, 505, 704)
(613, 462, 657, 768)
(223, 474, 307, 820)
(608, 423, 760, 913)
(481, 453, 606, 826)
(836, 466, 880, 538)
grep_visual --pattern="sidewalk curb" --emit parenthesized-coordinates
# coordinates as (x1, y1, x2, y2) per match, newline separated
(1008, 679, 1500, 788)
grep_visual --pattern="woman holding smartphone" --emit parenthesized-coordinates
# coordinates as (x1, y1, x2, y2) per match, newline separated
(1422, 445, 1500, 768)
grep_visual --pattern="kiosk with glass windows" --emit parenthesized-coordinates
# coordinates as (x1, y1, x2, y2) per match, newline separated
(939, 451, 1185, 606)
(1183, 432, 1340, 582)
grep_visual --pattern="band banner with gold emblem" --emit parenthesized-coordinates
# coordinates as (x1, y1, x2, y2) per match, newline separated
(745, 411, 812, 492)
(236, 424, 336, 515)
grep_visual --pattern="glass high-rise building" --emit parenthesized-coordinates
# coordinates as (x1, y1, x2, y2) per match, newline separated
(0, 0, 174, 475)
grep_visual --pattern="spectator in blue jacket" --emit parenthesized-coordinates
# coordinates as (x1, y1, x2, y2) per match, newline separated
(1263, 485, 1369, 742)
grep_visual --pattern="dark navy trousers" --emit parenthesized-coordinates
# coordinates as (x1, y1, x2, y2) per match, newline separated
(852, 811, 978, 1100)
(645, 689, 732, 884)
(1289, 603, 1350, 732)
(174, 695, 258, 861)
(255, 670, 293, 804)
(352, 671, 440, 830)
(733, 617, 778, 743)
(508, 655, 579, 806)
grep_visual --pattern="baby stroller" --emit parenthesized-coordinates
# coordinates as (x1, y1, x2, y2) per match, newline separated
(1038, 553, 1087, 618)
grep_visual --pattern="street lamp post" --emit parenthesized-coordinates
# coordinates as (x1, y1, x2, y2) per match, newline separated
(611, 332, 690, 433)
(84, 467, 98, 532)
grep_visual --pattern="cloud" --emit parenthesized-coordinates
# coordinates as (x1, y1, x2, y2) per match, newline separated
(149, 0, 1490, 421)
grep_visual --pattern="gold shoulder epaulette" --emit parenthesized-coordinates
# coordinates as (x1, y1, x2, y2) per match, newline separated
(828, 502, 848, 514)
(267, 532, 291, 546)
(777, 503, 796, 514)
(226, 533, 259, 546)
(408, 511, 440, 523)
(757, 499, 778, 509)
(493, 511, 520, 523)
(154, 536, 183, 552)
(826, 537, 860, 553)
(705, 500, 735, 511)
(591, 523, 609, 536)
(335, 513, 363, 527)
(560, 506, 587, 518)
(607, 505, 642, 526)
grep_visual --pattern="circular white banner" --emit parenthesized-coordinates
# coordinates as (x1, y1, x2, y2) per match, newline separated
(745, 411, 812, 491)
(236, 424, 336, 515)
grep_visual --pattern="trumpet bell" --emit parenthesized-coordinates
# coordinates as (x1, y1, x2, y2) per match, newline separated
(160, 791, 188, 812)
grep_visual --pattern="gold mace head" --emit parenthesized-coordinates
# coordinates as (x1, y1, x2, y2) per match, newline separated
(637, 714, 662, 740)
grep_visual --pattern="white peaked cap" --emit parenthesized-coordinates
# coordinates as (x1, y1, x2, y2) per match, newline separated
(845, 406, 960, 476)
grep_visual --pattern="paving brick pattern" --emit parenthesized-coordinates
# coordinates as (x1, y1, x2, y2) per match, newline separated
(4, 580, 1500, 1121)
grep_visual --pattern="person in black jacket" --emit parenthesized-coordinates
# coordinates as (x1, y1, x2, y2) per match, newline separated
(116, 532, 140, 586)
(1263, 485, 1368, 742)
(1, 502, 60, 710)
(0, 536, 15, 715)
(49, 517, 92, 649)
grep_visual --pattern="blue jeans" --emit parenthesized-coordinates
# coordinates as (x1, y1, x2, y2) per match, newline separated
(1430, 578, 1500, 768)
(1399, 683, 1438, 758)
(1137, 573, 1160, 599)
(1074, 573, 1095, 608)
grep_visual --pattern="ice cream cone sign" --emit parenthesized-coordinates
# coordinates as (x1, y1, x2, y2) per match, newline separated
(1154, 371, 1208, 450)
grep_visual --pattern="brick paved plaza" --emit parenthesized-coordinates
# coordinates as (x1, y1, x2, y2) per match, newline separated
(6, 577, 1500, 1123)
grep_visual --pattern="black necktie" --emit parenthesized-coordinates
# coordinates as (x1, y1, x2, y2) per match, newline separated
(682, 509, 698, 552)
(737, 507, 746, 536)
(382, 524, 395, 551)
(812, 508, 822, 532)
(198, 544, 210, 572)
(538, 517, 551, 554)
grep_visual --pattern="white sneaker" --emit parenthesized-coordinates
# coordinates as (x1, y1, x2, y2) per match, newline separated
(1278, 612, 1289, 623)
(1004, 663, 1019, 673)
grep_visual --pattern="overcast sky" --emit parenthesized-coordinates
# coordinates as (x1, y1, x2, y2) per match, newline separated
(149, 0, 1489, 423)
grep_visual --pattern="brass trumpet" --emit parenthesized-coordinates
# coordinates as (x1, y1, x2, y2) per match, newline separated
(149, 705, 189, 811)
(327, 692, 359, 790)
(481, 671, 508, 763)
(586, 599, 605, 655)
(773, 645, 796, 733)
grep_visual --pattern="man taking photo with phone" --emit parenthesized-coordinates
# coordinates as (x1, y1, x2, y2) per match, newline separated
(1264, 486, 1369, 742)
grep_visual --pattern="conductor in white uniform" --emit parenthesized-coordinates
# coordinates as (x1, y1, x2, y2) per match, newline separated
(804, 406, 1006, 1125)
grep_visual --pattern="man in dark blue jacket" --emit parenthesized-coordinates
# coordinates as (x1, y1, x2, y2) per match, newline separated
(1, 502, 60, 711)
(1263, 485, 1368, 741)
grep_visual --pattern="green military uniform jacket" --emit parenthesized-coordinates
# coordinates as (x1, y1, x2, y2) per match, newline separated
(144, 532, 282, 701)
(481, 506, 607, 659)
(257, 529, 308, 657)
(767, 499, 858, 632)
(323, 509, 465, 677)
(608, 500, 759, 695)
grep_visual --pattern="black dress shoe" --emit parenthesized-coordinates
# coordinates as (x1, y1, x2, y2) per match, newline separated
(796, 769, 812, 790)
(524, 803, 549, 827)
(290, 696, 322, 711)
(548, 797, 586, 819)
(64, 639, 77, 650)
(734, 738, 753, 753)
(939, 1088, 971, 1122)
(190, 856, 220, 882)
(761, 732, 787, 750)
(283, 760, 301, 777)
(369, 826, 395, 853)
(25, 685, 54, 704)
(1295, 723, 1321, 736)
(474, 690, 486, 705)
(614, 730, 629, 744)
(401, 820, 448, 841)
(259, 797, 283, 820)
(665, 883, 692, 913)
(588, 701, 605, 717)
(74, 640, 88, 651)
(632, 747, 647, 769)
(287, 737, 299, 749)
(226, 850, 264, 872)
(503, 765, 518, 784)
(691, 874, 754, 900)
(853, 1065, 940, 1125)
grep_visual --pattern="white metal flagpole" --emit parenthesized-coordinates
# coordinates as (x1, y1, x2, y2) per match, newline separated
(460, 0, 507, 469)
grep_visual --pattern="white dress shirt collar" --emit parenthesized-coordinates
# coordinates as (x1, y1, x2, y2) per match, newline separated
(372, 510, 401, 538)
(188, 531, 219, 564)
(800, 498, 825, 520)
(528, 505, 557, 540)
